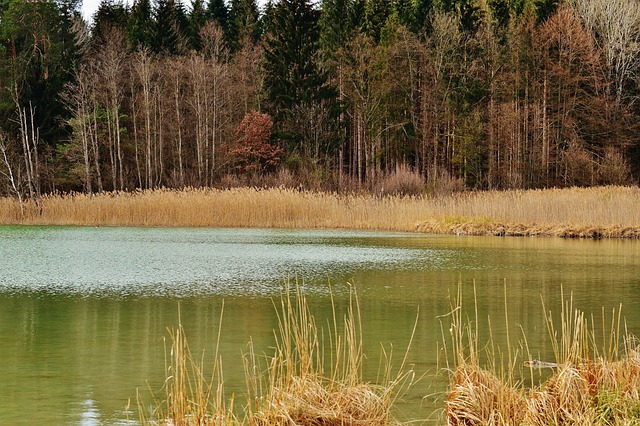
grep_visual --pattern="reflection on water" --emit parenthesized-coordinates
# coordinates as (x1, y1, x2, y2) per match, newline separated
(0, 226, 639, 424)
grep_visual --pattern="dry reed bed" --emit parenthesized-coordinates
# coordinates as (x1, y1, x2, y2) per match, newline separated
(1, 186, 640, 237)
(445, 289, 640, 425)
(138, 285, 413, 426)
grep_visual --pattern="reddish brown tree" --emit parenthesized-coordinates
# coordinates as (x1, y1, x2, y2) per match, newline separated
(231, 111, 284, 173)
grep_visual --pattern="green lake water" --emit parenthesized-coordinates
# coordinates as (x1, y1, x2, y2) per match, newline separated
(1, 226, 639, 424)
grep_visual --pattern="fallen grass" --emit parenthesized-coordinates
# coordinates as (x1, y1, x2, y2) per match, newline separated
(138, 284, 415, 426)
(444, 287, 640, 425)
(1, 185, 640, 237)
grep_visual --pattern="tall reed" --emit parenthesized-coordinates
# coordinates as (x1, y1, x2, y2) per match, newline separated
(137, 304, 239, 425)
(138, 283, 415, 426)
(1, 186, 639, 237)
(245, 283, 415, 425)
(444, 287, 640, 425)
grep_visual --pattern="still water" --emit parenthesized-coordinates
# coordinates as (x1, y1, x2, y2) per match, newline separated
(1, 226, 639, 424)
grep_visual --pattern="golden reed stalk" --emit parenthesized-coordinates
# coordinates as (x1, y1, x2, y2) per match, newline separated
(1, 186, 639, 237)
(445, 288, 640, 426)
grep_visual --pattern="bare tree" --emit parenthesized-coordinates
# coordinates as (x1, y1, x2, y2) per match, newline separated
(575, 0, 640, 104)
(133, 48, 155, 188)
(13, 85, 41, 204)
(95, 26, 129, 190)
(0, 132, 24, 215)
(61, 65, 96, 193)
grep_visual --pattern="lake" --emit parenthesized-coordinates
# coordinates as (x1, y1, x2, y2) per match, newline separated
(1, 226, 639, 424)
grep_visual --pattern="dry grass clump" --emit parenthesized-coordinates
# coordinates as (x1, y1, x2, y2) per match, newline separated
(444, 288, 640, 426)
(1, 185, 640, 238)
(245, 284, 413, 426)
(137, 306, 239, 426)
(374, 165, 426, 197)
(138, 284, 413, 426)
(447, 363, 527, 425)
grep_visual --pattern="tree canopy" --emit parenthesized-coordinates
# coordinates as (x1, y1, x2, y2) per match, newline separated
(0, 0, 638, 198)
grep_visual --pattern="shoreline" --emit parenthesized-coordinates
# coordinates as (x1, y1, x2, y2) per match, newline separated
(1, 186, 639, 239)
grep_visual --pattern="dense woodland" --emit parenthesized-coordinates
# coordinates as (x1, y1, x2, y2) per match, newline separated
(1, 0, 640, 199)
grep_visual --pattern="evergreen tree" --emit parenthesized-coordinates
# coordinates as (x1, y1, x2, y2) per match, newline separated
(261, 0, 277, 36)
(0, 0, 80, 186)
(92, 0, 130, 43)
(534, 0, 558, 23)
(227, 0, 260, 52)
(319, 0, 352, 56)
(188, 0, 207, 49)
(349, 0, 366, 32)
(206, 0, 229, 31)
(153, 0, 189, 54)
(363, 0, 390, 42)
(438, 0, 482, 32)
(129, 0, 154, 49)
(488, 0, 510, 29)
(394, 0, 415, 30)
(414, 0, 433, 33)
(263, 0, 333, 154)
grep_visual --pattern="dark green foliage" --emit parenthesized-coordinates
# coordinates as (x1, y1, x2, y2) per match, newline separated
(92, 0, 130, 42)
(1, 0, 640, 194)
(349, 0, 366, 32)
(488, 0, 510, 29)
(128, 0, 154, 49)
(437, 0, 482, 32)
(227, 0, 260, 52)
(153, 0, 189, 54)
(0, 0, 78, 142)
(363, 0, 390, 42)
(188, 0, 207, 49)
(206, 0, 229, 32)
(264, 0, 324, 116)
(263, 0, 338, 157)
(394, 0, 415, 29)
(414, 0, 433, 33)
(534, 0, 558, 23)
(319, 0, 352, 55)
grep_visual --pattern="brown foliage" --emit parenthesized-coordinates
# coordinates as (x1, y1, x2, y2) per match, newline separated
(231, 111, 284, 173)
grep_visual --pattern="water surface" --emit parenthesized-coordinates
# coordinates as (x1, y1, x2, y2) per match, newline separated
(1, 226, 639, 424)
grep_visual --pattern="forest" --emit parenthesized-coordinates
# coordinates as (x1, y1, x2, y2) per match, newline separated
(1, 0, 640, 199)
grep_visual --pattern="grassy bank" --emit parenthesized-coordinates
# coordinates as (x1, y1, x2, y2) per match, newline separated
(445, 289, 640, 425)
(1, 186, 640, 237)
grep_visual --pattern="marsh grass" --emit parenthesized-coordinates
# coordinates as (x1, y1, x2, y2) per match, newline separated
(1, 186, 640, 237)
(244, 284, 415, 426)
(138, 284, 415, 426)
(138, 304, 239, 425)
(444, 286, 640, 425)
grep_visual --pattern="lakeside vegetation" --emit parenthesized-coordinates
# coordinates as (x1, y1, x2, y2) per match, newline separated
(445, 289, 640, 425)
(136, 283, 640, 425)
(136, 285, 415, 425)
(1, 185, 639, 238)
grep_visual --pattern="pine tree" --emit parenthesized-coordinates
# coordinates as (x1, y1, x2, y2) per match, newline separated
(206, 0, 229, 32)
(227, 0, 260, 52)
(349, 0, 366, 32)
(363, 0, 390, 42)
(153, 0, 189, 54)
(488, 0, 510, 29)
(535, 0, 558, 23)
(394, 0, 415, 29)
(188, 0, 207, 49)
(414, 0, 433, 33)
(319, 0, 352, 56)
(92, 0, 130, 43)
(263, 0, 332, 154)
(129, 0, 154, 49)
